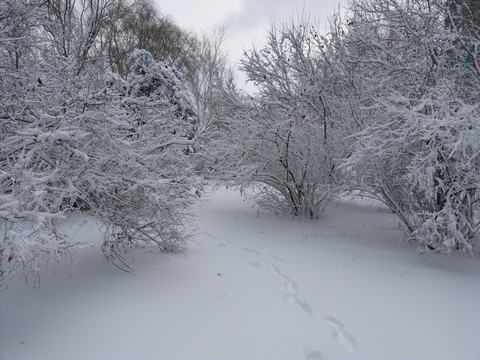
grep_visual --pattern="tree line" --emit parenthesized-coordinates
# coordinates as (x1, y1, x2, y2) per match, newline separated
(217, 0, 479, 255)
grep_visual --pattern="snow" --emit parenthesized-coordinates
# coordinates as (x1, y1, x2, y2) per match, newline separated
(1, 188, 479, 360)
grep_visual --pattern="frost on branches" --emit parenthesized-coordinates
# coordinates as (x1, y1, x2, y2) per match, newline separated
(90, 50, 198, 268)
(216, 19, 346, 219)
(0, 0, 198, 284)
(339, 0, 480, 254)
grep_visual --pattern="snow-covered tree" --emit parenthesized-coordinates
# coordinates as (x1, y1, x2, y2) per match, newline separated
(0, 1, 199, 284)
(180, 26, 238, 175)
(216, 18, 347, 218)
(91, 49, 199, 266)
(338, 0, 480, 253)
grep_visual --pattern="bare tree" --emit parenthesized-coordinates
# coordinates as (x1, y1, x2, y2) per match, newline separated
(102, 0, 197, 79)
(43, 0, 125, 72)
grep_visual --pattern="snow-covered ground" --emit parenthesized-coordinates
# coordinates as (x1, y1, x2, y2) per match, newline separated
(1, 188, 479, 360)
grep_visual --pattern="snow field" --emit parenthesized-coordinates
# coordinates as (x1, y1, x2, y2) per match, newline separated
(1, 188, 479, 360)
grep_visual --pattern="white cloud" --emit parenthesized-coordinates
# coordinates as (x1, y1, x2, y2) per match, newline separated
(226, 0, 340, 32)
(156, 0, 243, 33)
(156, 0, 340, 35)
(221, 0, 340, 65)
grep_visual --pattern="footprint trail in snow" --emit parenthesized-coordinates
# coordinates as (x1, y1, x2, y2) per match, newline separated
(304, 350, 326, 360)
(325, 316, 358, 353)
(270, 264, 314, 318)
(216, 233, 358, 356)
(269, 265, 358, 355)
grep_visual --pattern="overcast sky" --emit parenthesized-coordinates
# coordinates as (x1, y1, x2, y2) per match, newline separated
(154, 0, 341, 89)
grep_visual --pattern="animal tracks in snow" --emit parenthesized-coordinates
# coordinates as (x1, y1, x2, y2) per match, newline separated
(241, 247, 263, 256)
(269, 254, 285, 262)
(270, 264, 358, 356)
(270, 265, 298, 293)
(325, 316, 358, 353)
(292, 299, 313, 318)
(201, 228, 218, 240)
(207, 232, 357, 356)
(295, 298, 314, 318)
(270, 265, 314, 318)
(304, 350, 325, 360)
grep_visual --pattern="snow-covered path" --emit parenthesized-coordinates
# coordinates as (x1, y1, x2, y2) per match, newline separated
(1, 188, 480, 359)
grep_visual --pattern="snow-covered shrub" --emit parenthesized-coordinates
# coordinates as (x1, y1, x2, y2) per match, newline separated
(338, 0, 480, 253)
(215, 19, 345, 219)
(0, 0, 198, 283)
